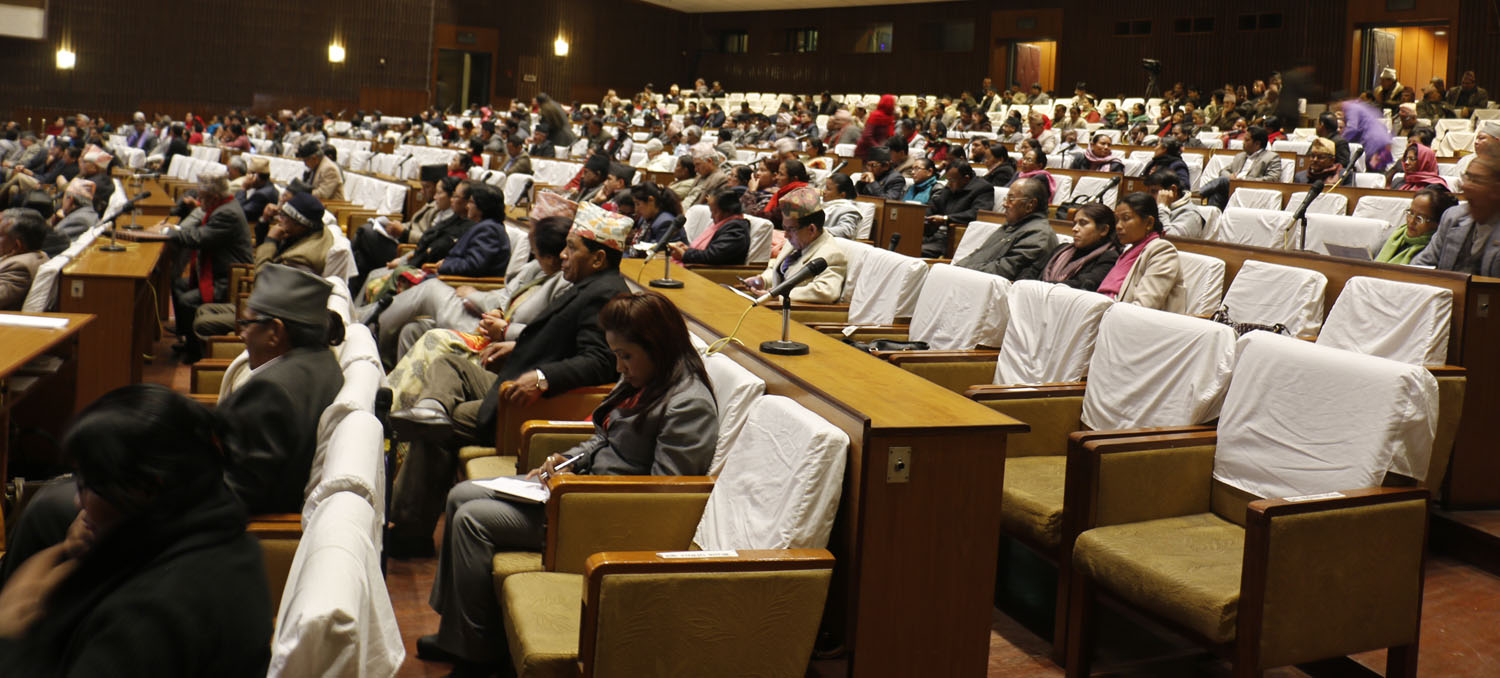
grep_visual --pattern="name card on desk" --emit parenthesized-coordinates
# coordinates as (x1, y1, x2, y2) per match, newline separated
(658, 550, 738, 559)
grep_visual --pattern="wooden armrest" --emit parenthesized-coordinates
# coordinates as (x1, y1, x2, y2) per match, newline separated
(1425, 364, 1466, 377)
(187, 393, 218, 406)
(583, 548, 834, 579)
(1062, 430, 1222, 548)
(925, 258, 953, 265)
(881, 349, 999, 364)
(519, 420, 594, 471)
(544, 475, 719, 572)
(437, 274, 507, 287)
(190, 358, 234, 394)
(1249, 486, 1428, 518)
(246, 513, 303, 539)
(965, 382, 1087, 401)
(396, 243, 416, 255)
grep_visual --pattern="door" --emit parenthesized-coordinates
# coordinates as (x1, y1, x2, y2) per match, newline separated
(1013, 43, 1040, 92)
(1366, 29, 1397, 91)
(435, 49, 493, 112)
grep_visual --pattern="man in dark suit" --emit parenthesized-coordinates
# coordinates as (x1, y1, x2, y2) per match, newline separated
(922, 160, 994, 257)
(236, 156, 280, 243)
(386, 215, 631, 554)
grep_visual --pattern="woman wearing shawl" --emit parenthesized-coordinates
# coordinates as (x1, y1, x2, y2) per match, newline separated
(1074, 133, 1125, 173)
(741, 159, 809, 230)
(1376, 187, 1456, 265)
(1397, 143, 1450, 191)
(668, 189, 750, 265)
(1014, 147, 1056, 199)
(1097, 193, 1185, 312)
(1032, 203, 1121, 291)
(855, 94, 897, 159)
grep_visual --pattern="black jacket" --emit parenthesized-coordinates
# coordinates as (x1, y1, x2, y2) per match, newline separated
(1141, 156, 1190, 188)
(681, 217, 750, 265)
(857, 169, 906, 201)
(408, 213, 475, 267)
(475, 269, 630, 442)
(169, 200, 254, 303)
(1032, 240, 1122, 292)
(0, 484, 271, 677)
(927, 175, 994, 225)
(988, 161, 1018, 188)
(219, 346, 344, 514)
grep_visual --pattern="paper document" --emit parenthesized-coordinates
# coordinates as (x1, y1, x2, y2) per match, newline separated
(472, 475, 551, 504)
(0, 314, 69, 330)
(1322, 243, 1372, 261)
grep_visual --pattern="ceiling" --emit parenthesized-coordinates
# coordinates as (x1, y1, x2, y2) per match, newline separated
(636, 0, 958, 13)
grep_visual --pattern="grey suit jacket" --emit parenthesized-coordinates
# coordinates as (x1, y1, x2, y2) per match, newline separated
(0, 250, 47, 310)
(55, 205, 98, 241)
(954, 212, 1058, 281)
(569, 369, 718, 477)
(1221, 148, 1283, 183)
(1410, 204, 1500, 275)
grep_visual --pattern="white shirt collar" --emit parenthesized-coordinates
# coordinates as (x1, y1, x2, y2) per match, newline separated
(247, 354, 284, 379)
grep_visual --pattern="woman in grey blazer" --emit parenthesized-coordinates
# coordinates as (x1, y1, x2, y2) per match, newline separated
(422, 290, 719, 673)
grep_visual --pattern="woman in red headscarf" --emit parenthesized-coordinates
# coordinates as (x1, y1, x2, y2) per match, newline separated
(1396, 143, 1450, 191)
(855, 94, 897, 159)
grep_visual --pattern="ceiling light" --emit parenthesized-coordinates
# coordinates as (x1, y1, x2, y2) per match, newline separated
(1434, 30, 1447, 36)
(328, 43, 345, 63)
(56, 48, 75, 70)
(554, 36, 569, 56)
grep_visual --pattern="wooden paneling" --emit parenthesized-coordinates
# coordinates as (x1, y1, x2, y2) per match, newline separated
(1381, 25, 1450, 94)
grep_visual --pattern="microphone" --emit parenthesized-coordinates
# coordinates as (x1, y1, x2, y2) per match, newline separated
(103, 191, 153, 223)
(1090, 175, 1121, 203)
(1291, 180, 1324, 250)
(1331, 147, 1364, 190)
(755, 257, 828, 305)
(647, 214, 690, 289)
(888, 233, 901, 251)
(828, 160, 848, 176)
(644, 214, 689, 258)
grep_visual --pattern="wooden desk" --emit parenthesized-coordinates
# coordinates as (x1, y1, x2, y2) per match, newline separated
(0, 313, 91, 543)
(865, 198, 927, 257)
(620, 259, 1028, 677)
(57, 239, 166, 409)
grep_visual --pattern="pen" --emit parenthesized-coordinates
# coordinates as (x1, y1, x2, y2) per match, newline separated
(540, 451, 587, 481)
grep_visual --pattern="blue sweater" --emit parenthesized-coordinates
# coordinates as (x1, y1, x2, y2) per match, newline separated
(438, 218, 511, 277)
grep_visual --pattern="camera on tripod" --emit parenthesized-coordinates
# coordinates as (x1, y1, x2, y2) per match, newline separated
(1142, 59, 1162, 74)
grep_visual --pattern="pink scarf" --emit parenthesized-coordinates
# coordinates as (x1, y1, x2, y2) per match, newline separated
(1016, 169, 1056, 197)
(1098, 231, 1161, 299)
(679, 215, 739, 260)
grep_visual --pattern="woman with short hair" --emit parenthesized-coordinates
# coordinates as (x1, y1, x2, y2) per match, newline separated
(670, 189, 751, 265)
(819, 172, 864, 240)
(1377, 186, 1456, 265)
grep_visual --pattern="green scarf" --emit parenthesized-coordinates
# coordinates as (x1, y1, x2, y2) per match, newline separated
(1375, 228, 1433, 265)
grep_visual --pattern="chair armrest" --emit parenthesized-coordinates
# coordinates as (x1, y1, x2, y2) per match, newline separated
(1063, 431, 1220, 549)
(396, 243, 416, 255)
(187, 393, 218, 406)
(1241, 487, 1429, 668)
(965, 383, 1087, 401)
(436, 275, 507, 290)
(205, 336, 245, 359)
(246, 513, 303, 539)
(519, 420, 595, 472)
(543, 475, 717, 573)
(880, 350, 1001, 395)
(190, 358, 234, 394)
(497, 385, 613, 456)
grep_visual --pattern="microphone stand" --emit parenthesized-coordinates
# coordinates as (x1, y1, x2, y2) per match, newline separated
(759, 291, 809, 355)
(648, 249, 683, 289)
(97, 205, 132, 252)
(1291, 184, 1322, 251)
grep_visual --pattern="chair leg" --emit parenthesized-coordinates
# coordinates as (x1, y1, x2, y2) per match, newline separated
(1063, 571, 1093, 678)
(1050, 554, 1071, 665)
(1386, 642, 1419, 678)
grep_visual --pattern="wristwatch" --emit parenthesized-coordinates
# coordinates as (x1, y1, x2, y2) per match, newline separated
(534, 369, 548, 392)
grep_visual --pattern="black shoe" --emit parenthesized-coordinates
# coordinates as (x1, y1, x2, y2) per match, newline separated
(417, 634, 462, 663)
(389, 405, 453, 442)
(385, 533, 436, 559)
(444, 662, 496, 678)
(180, 346, 203, 365)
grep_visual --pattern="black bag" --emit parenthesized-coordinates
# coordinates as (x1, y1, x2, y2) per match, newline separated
(842, 338, 930, 353)
(1210, 304, 1289, 337)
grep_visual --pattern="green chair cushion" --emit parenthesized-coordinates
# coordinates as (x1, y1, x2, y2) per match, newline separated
(503, 572, 583, 678)
(1002, 456, 1067, 551)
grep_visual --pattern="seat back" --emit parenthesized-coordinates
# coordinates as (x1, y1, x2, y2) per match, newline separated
(852, 200, 877, 240)
(1070, 175, 1119, 207)
(1081, 303, 1238, 430)
(848, 247, 928, 324)
(1302, 213, 1392, 258)
(1220, 260, 1328, 337)
(837, 238, 875, 303)
(1317, 276, 1452, 365)
(1176, 251, 1227, 316)
(505, 222, 531, 278)
(951, 221, 1001, 264)
(907, 264, 1011, 350)
(682, 204, 712, 243)
(1217, 207, 1293, 248)
(994, 280, 1113, 385)
(1279, 191, 1348, 216)
(1227, 187, 1285, 211)
(703, 353, 767, 475)
(694, 395, 850, 550)
(1048, 174, 1074, 206)
(303, 409, 386, 543)
(502, 173, 532, 206)
(268, 494, 403, 678)
(1350, 195, 1412, 230)
(21, 254, 69, 312)
(745, 215, 774, 264)
(1213, 332, 1438, 499)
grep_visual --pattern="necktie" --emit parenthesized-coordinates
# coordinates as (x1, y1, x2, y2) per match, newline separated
(778, 247, 803, 281)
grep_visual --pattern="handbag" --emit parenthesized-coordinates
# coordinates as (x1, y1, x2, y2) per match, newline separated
(1210, 304, 1289, 337)
(842, 338, 930, 353)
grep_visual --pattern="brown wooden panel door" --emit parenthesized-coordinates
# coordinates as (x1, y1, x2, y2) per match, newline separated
(1014, 43, 1040, 91)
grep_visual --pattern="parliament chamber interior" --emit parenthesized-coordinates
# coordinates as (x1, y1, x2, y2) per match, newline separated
(3, 0, 1500, 676)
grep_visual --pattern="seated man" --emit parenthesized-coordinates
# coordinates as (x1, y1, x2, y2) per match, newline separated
(53, 178, 99, 241)
(855, 146, 905, 200)
(0, 208, 48, 310)
(385, 215, 632, 555)
(1294, 137, 1343, 185)
(193, 191, 333, 340)
(923, 160, 994, 258)
(743, 185, 848, 303)
(352, 164, 446, 281)
(681, 145, 729, 207)
(496, 136, 531, 176)
(78, 147, 114, 215)
(1146, 170, 1208, 239)
(954, 176, 1057, 279)
(236, 157, 281, 243)
(1412, 153, 1500, 274)
(360, 177, 474, 304)
(0, 264, 345, 585)
(1199, 125, 1283, 210)
(296, 141, 344, 202)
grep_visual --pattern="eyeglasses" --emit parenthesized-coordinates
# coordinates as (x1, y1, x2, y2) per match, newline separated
(235, 316, 275, 329)
(1403, 209, 1437, 225)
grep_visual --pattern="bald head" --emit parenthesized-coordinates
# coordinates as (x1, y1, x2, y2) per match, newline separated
(1011, 176, 1049, 210)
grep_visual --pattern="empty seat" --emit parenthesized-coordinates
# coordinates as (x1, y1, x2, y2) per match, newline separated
(847, 248, 929, 324)
(702, 353, 767, 474)
(1302, 213, 1391, 258)
(1227, 187, 1285, 211)
(906, 263, 1012, 350)
(993, 281, 1114, 385)
(1176, 251, 1227, 316)
(1070, 175, 1119, 207)
(1082, 304, 1238, 430)
(1218, 260, 1328, 337)
(1048, 174, 1074, 206)
(1279, 191, 1348, 215)
(1317, 276, 1452, 365)
(1351, 195, 1412, 230)
(1216, 207, 1293, 248)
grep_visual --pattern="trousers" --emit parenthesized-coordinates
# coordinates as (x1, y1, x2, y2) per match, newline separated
(388, 353, 496, 542)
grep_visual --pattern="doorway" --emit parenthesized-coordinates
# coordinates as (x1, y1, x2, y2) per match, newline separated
(435, 49, 493, 113)
(1355, 23, 1448, 96)
(1011, 41, 1056, 93)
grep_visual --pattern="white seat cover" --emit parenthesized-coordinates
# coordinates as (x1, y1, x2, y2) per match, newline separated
(848, 248, 928, 324)
(503, 173, 532, 206)
(269, 494, 404, 678)
(681, 204, 712, 243)
(837, 239, 875, 303)
(21, 255, 68, 312)
(338, 324, 382, 372)
(1279, 191, 1347, 216)
(694, 395, 848, 550)
(1317, 276, 1452, 365)
(317, 357, 382, 443)
(304, 409, 386, 543)
(323, 226, 357, 280)
(1303, 213, 1392, 257)
(702, 353, 767, 475)
(1081, 304, 1238, 431)
(1220, 260, 1328, 337)
(852, 200, 877, 240)
(1351, 195, 1412, 231)
(994, 280, 1113, 385)
(745, 215, 773, 264)
(952, 221, 1001, 264)
(1071, 175, 1119, 208)
(1354, 172, 1387, 188)
(1269, 140, 1311, 155)
(1227, 187, 1285, 211)
(992, 187, 1009, 211)
(1196, 155, 1234, 190)
(1175, 252, 1226, 316)
(1213, 332, 1438, 498)
(505, 222, 531, 278)
(1048, 174, 1073, 206)
(907, 264, 1011, 350)
(1217, 207, 1293, 248)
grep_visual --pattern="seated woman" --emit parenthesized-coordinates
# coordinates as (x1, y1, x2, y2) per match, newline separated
(420, 291, 718, 675)
(1031, 202, 1120, 291)
(626, 181, 684, 256)
(1096, 193, 1186, 311)
(1014, 147, 1055, 202)
(666, 154, 696, 200)
(738, 156, 780, 215)
(1145, 170, 1207, 239)
(1141, 136, 1190, 188)
(0, 384, 272, 675)
(1377, 186, 1457, 265)
(669, 189, 751, 265)
(1397, 143, 1451, 191)
(742, 158, 809, 230)
(819, 172, 865, 240)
